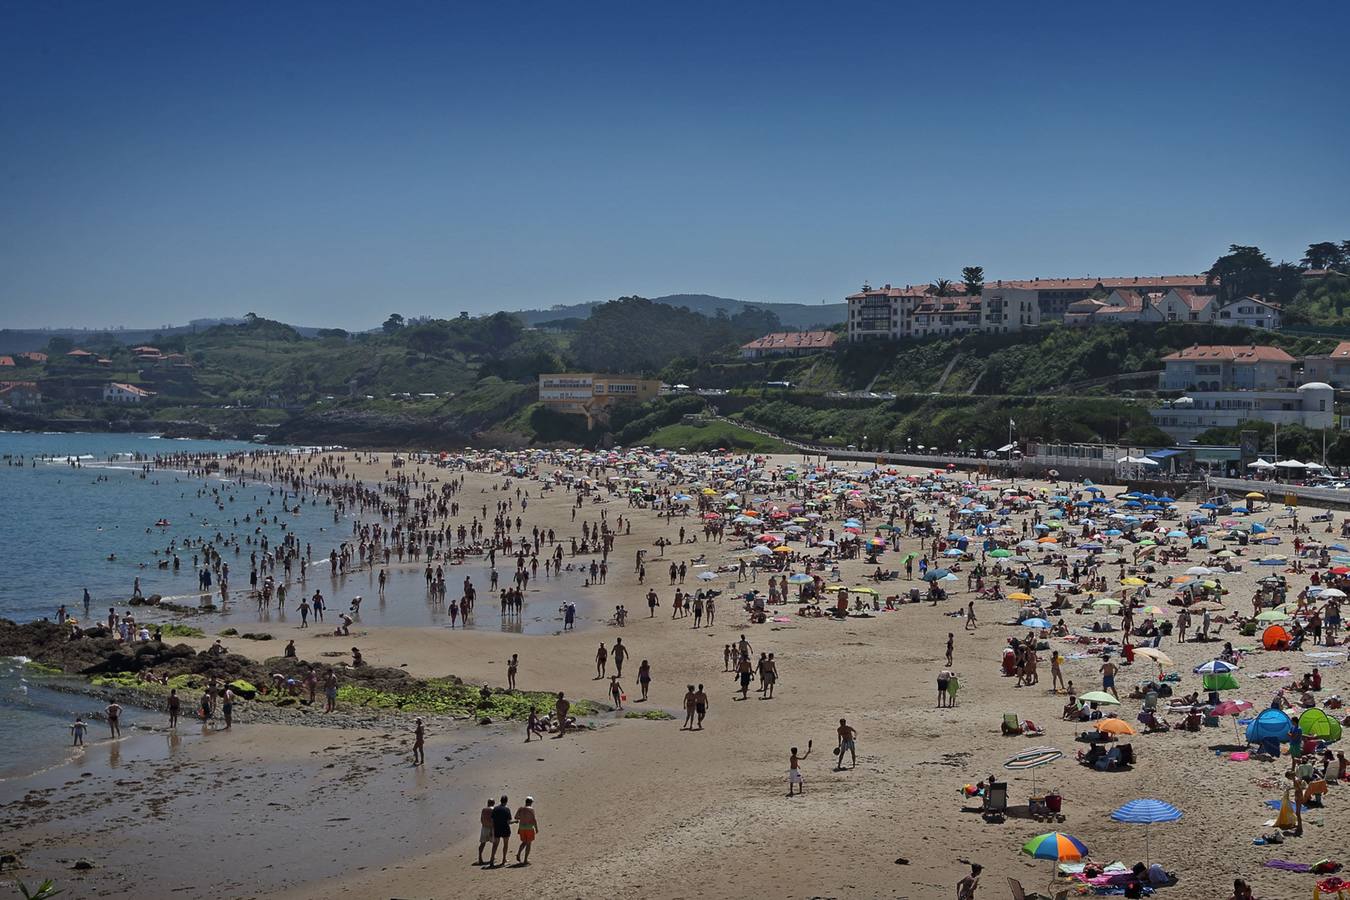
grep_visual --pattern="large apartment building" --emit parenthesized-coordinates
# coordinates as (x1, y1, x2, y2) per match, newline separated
(1149, 345, 1334, 441)
(846, 274, 1215, 343)
(538, 373, 662, 428)
(846, 284, 1039, 341)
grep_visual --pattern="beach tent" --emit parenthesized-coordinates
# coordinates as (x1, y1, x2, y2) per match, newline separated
(1246, 708, 1292, 743)
(1298, 708, 1343, 743)
(1261, 624, 1291, 650)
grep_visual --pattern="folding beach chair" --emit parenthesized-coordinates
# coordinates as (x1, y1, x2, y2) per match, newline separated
(1002, 712, 1023, 735)
(983, 782, 1008, 820)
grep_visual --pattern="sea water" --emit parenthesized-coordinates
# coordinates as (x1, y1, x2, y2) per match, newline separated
(0, 431, 582, 773)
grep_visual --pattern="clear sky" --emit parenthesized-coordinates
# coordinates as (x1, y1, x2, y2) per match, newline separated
(2, 1, 1347, 330)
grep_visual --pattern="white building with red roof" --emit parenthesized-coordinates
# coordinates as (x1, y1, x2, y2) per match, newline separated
(740, 331, 837, 359)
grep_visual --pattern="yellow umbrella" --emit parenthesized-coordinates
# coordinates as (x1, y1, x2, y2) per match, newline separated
(772, 545, 793, 553)
(1133, 647, 1173, 666)
(849, 586, 878, 595)
(1120, 577, 1146, 586)
(1245, 491, 1265, 500)
(1008, 592, 1035, 602)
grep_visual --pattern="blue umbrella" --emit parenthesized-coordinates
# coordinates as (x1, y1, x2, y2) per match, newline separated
(1022, 617, 1052, 629)
(1111, 799, 1182, 863)
(922, 568, 952, 582)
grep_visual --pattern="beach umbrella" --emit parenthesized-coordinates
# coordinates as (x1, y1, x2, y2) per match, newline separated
(1078, 691, 1121, 706)
(1120, 577, 1146, 586)
(989, 548, 1012, 558)
(1022, 618, 1052, 629)
(1092, 598, 1122, 611)
(1193, 659, 1237, 675)
(1021, 832, 1088, 866)
(697, 571, 718, 581)
(1133, 647, 1173, 667)
(1255, 609, 1290, 622)
(1318, 587, 1347, 599)
(1008, 592, 1035, 602)
(1110, 799, 1182, 864)
(1095, 718, 1136, 736)
(786, 573, 813, 585)
(1003, 746, 1063, 795)
(1214, 699, 1253, 740)
(921, 568, 952, 582)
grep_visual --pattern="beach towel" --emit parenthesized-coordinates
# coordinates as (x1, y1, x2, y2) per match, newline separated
(1264, 860, 1311, 872)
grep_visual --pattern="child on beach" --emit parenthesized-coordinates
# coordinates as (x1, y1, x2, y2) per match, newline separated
(71, 716, 87, 746)
(787, 740, 813, 796)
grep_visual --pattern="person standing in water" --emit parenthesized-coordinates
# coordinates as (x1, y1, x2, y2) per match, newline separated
(106, 702, 122, 738)
(412, 717, 425, 765)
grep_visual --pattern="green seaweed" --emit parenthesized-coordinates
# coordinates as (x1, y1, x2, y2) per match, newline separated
(21, 660, 65, 676)
(336, 680, 605, 720)
(159, 624, 206, 638)
(623, 710, 674, 720)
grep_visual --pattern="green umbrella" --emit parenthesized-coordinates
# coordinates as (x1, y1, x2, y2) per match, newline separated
(990, 548, 1012, 558)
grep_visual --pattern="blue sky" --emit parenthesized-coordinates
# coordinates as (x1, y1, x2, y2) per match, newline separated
(2, 1, 1347, 329)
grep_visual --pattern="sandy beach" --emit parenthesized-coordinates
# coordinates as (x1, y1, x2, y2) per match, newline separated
(3, 450, 1346, 900)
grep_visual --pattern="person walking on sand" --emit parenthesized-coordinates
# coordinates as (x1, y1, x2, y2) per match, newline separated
(488, 795, 513, 867)
(762, 653, 778, 699)
(595, 642, 608, 679)
(957, 862, 982, 900)
(476, 798, 495, 865)
(514, 796, 538, 864)
(937, 669, 951, 708)
(1100, 657, 1119, 700)
(525, 706, 545, 742)
(1051, 650, 1066, 693)
(694, 683, 708, 729)
(609, 675, 624, 710)
(507, 653, 518, 691)
(412, 717, 425, 765)
(835, 718, 857, 770)
(638, 659, 652, 701)
(612, 638, 630, 677)
(736, 653, 754, 700)
(965, 600, 977, 630)
(297, 597, 310, 628)
(106, 701, 122, 738)
(787, 740, 813, 796)
(683, 684, 697, 729)
(946, 632, 955, 667)
(553, 692, 570, 738)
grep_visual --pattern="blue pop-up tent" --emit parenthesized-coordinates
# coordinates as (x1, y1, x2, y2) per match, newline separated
(1246, 708, 1292, 743)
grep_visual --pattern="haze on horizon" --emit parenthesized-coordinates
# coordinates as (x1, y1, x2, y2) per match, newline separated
(2, 0, 1347, 331)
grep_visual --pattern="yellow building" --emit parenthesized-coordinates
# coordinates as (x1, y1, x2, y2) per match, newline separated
(538, 373, 662, 428)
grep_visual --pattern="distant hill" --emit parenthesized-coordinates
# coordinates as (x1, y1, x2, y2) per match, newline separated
(0, 318, 324, 353)
(516, 294, 846, 330)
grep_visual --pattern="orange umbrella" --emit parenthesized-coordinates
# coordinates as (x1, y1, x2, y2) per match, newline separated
(1095, 718, 1136, 736)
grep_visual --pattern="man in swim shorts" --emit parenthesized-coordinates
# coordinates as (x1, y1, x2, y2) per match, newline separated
(488, 795, 513, 867)
(835, 718, 857, 770)
(476, 798, 494, 865)
(514, 796, 538, 864)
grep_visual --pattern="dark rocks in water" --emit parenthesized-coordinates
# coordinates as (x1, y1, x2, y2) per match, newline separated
(129, 594, 162, 606)
(71, 859, 94, 870)
(239, 632, 273, 641)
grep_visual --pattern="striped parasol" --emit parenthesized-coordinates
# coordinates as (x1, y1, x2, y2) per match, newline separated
(1004, 746, 1063, 795)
